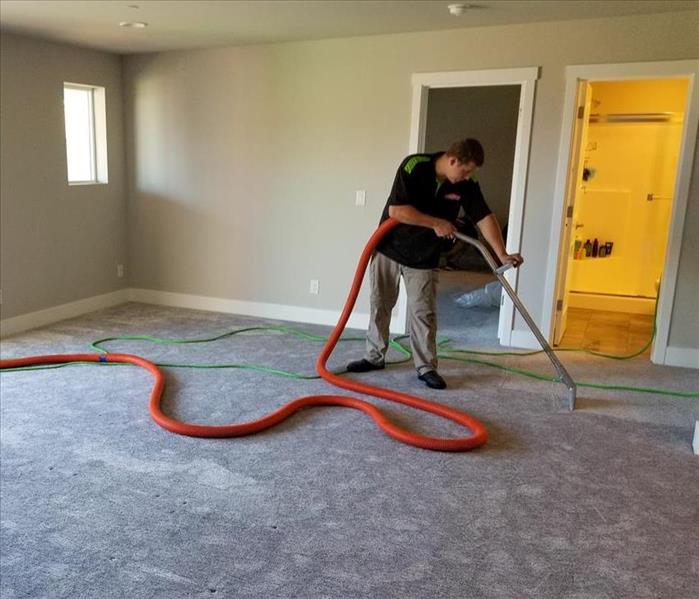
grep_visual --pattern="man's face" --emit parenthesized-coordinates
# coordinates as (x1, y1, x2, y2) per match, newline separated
(447, 158, 478, 183)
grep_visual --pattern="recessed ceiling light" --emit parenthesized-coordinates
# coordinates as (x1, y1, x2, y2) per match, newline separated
(119, 21, 148, 28)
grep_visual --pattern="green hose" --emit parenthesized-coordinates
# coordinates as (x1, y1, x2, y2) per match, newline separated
(437, 350, 698, 398)
(390, 297, 697, 398)
(86, 326, 411, 378)
(4, 321, 696, 398)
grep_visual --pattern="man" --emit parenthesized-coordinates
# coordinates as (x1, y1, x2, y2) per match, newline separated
(347, 139, 523, 389)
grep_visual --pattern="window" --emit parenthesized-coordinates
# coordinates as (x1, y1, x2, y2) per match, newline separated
(63, 83, 108, 184)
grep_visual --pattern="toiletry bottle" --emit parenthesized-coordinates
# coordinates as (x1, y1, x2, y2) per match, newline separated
(574, 238, 582, 260)
(583, 239, 592, 257)
(605, 241, 613, 256)
(592, 238, 599, 257)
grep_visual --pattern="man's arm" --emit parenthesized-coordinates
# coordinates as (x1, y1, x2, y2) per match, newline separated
(388, 204, 456, 238)
(476, 213, 524, 267)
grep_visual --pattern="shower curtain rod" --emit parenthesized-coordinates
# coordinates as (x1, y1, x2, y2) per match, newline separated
(589, 112, 680, 123)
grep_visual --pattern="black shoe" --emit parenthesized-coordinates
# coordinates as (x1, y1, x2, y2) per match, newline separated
(418, 370, 447, 389)
(347, 359, 385, 373)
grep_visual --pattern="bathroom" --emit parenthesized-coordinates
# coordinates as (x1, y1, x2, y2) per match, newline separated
(560, 78, 689, 354)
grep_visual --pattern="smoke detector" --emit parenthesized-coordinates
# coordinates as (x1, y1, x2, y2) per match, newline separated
(448, 3, 470, 16)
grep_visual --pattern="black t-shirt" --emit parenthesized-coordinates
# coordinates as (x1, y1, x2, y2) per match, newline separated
(376, 152, 492, 269)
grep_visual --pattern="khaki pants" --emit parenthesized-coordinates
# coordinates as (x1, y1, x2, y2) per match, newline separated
(365, 251, 438, 374)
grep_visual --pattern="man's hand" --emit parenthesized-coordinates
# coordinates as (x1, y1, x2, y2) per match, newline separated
(433, 219, 457, 239)
(498, 253, 524, 268)
(476, 215, 523, 268)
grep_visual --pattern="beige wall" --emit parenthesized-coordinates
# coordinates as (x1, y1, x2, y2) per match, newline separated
(123, 10, 699, 349)
(0, 33, 127, 318)
(1, 11, 697, 352)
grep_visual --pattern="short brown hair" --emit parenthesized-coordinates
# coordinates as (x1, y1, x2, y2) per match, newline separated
(447, 138, 484, 167)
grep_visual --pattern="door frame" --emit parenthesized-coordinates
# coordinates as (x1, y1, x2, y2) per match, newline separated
(406, 66, 539, 345)
(543, 60, 699, 365)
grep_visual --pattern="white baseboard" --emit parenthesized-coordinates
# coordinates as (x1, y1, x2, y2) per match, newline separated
(0, 289, 130, 338)
(568, 292, 655, 315)
(0, 286, 406, 339)
(664, 346, 699, 369)
(129, 288, 406, 334)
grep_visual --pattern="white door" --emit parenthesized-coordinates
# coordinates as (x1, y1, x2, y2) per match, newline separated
(553, 81, 592, 345)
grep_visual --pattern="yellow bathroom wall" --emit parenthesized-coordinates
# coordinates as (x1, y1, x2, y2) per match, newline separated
(585, 79, 688, 115)
(569, 78, 688, 300)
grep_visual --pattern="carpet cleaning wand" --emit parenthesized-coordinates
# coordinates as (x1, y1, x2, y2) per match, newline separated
(454, 230, 577, 409)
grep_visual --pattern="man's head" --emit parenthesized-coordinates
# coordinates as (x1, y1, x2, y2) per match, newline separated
(442, 138, 484, 183)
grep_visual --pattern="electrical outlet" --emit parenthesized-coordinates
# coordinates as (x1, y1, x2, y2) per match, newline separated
(117, 264, 125, 278)
(309, 279, 319, 295)
(355, 190, 366, 206)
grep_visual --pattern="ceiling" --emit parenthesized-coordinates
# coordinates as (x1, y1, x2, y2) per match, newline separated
(1, 0, 697, 55)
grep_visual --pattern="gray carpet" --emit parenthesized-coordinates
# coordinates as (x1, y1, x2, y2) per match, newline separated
(1, 300, 698, 599)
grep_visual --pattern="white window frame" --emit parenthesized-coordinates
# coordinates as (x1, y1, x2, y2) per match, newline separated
(63, 82, 108, 185)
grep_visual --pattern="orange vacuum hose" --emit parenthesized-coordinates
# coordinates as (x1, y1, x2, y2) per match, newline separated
(0, 219, 487, 451)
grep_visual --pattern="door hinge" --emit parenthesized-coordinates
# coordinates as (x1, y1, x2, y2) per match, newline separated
(566, 205, 574, 218)
(556, 299, 564, 311)
(577, 106, 584, 119)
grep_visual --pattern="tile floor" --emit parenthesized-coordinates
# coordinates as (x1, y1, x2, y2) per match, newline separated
(558, 306, 654, 356)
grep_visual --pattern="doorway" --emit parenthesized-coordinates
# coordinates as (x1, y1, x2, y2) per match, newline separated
(424, 85, 521, 348)
(404, 67, 539, 345)
(546, 60, 699, 365)
(556, 78, 689, 355)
